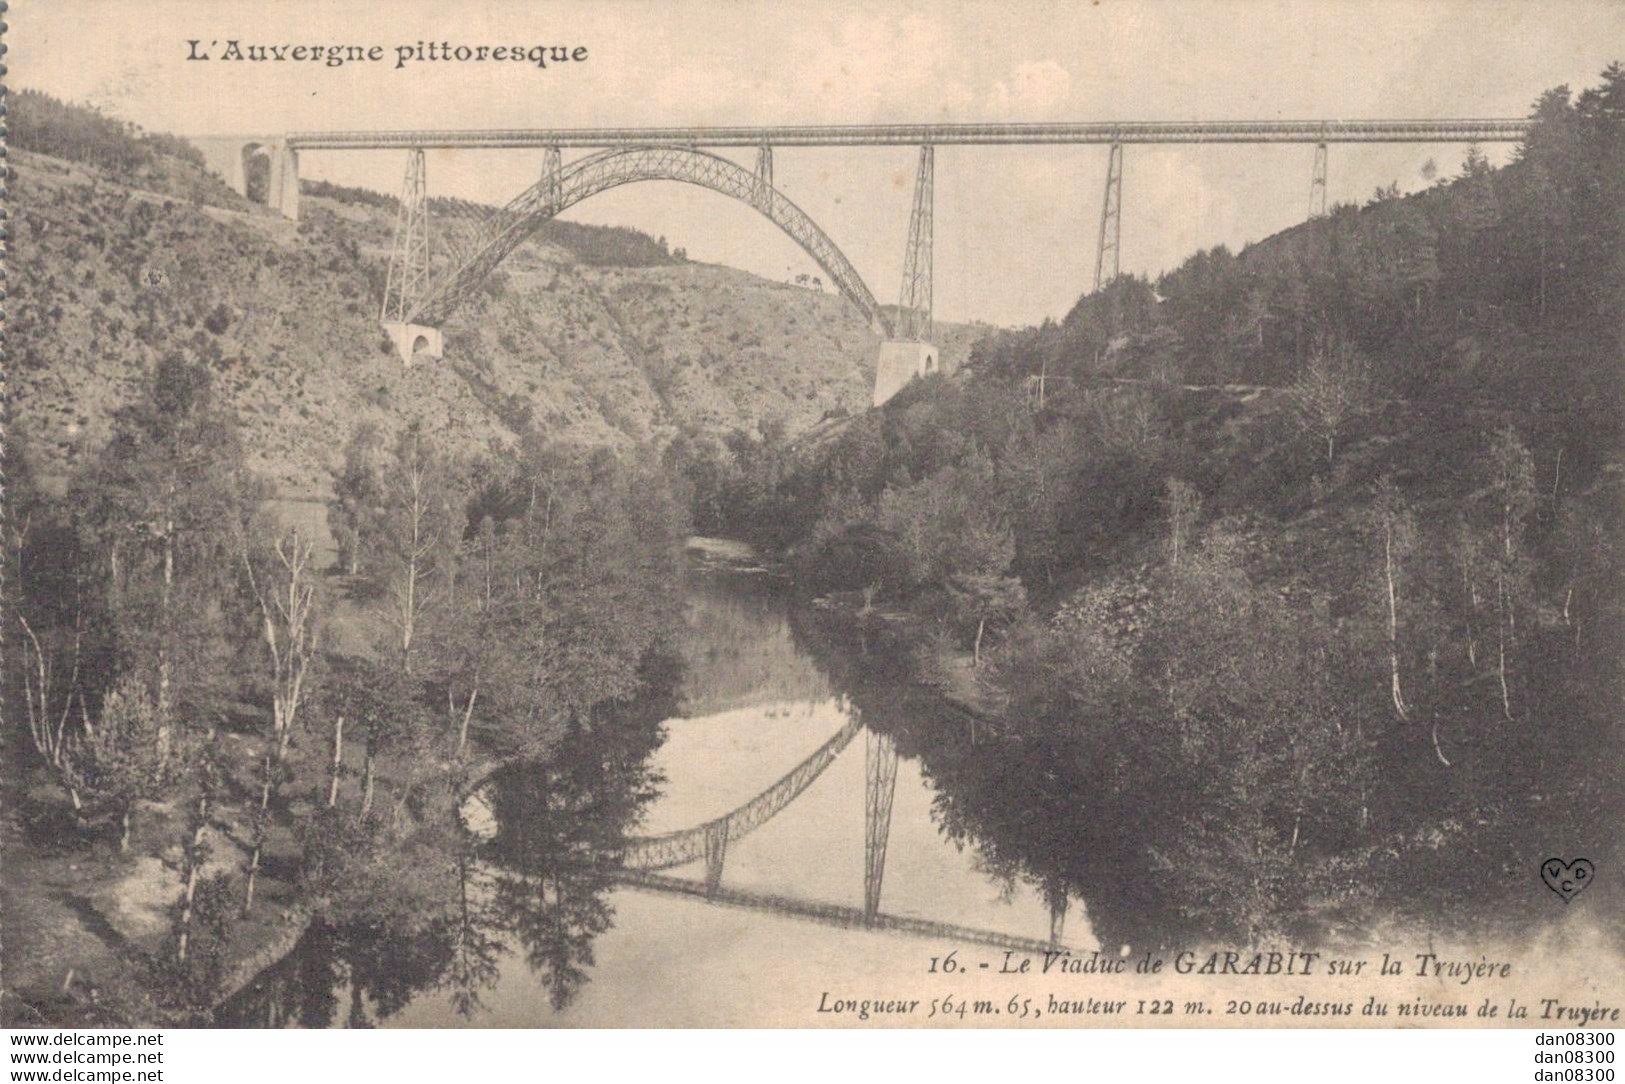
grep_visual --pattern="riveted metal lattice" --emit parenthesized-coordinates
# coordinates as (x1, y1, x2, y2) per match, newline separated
(752, 144, 774, 212)
(703, 822, 728, 894)
(1045, 880, 1069, 945)
(543, 145, 563, 206)
(380, 149, 432, 324)
(863, 728, 898, 922)
(896, 145, 934, 342)
(412, 145, 889, 335)
(616, 717, 862, 871)
(1094, 142, 1124, 291)
(1308, 141, 1329, 219)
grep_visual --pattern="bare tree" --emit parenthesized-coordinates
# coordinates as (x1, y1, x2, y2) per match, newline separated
(327, 714, 345, 808)
(174, 736, 221, 965)
(1286, 349, 1369, 466)
(380, 425, 462, 673)
(1160, 478, 1202, 568)
(11, 449, 95, 807)
(15, 607, 87, 806)
(1448, 516, 1485, 670)
(440, 520, 504, 756)
(330, 423, 382, 577)
(1366, 478, 1416, 725)
(1486, 427, 1536, 721)
(238, 527, 321, 915)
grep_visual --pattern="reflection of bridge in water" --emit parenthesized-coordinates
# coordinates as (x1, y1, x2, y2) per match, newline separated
(606, 714, 1070, 954)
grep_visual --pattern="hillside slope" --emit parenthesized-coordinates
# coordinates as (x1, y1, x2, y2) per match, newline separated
(9, 146, 975, 496)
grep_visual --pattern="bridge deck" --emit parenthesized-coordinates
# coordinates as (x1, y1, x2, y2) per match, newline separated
(282, 119, 1529, 150)
(612, 869, 1064, 956)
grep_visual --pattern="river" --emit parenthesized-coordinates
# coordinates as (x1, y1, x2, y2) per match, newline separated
(219, 537, 1625, 1028)
(221, 539, 1095, 1027)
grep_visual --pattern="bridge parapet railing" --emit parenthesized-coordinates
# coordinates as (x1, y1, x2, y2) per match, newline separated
(283, 118, 1530, 151)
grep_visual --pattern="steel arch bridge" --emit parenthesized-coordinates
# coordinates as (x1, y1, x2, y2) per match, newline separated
(195, 115, 1530, 401)
(412, 145, 889, 334)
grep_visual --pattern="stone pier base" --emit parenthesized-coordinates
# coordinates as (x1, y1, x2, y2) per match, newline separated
(872, 341, 939, 407)
(191, 136, 300, 219)
(382, 322, 445, 367)
(266, 143, 301, 221)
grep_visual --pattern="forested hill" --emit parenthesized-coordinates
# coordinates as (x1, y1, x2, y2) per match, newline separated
(691, 67, 1623, 562)
(697, 66, 1625, 946)
(975, 68, 1622, 432)
(6, 90, 978, 495)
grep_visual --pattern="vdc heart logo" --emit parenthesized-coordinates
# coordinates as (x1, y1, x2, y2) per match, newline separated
(1541, 858, 1595, 903)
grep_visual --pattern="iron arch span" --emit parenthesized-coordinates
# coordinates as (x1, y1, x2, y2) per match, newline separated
(411, 145, 892, 335)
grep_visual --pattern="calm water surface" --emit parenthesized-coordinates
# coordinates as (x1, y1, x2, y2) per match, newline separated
(222, 538, 1625, 1028)
(228, 540, 1093, 1027)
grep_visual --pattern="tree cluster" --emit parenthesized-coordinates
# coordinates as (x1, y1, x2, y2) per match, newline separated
(7, 354, 687, 1010)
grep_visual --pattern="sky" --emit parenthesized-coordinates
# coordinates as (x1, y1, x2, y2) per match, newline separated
(12, 0, 1624, 327)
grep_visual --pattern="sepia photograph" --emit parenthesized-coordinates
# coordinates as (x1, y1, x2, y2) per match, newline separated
(2, 0, 1622, 1050)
